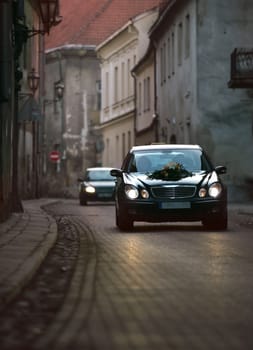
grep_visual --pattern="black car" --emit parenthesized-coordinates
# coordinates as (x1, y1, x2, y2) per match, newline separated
(78, 167, 115, 205)
(110, 144, 227, 231)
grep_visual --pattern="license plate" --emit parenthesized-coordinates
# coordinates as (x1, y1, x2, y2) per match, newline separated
(98, 193, 112, 198)
(160, 202, 191, 209)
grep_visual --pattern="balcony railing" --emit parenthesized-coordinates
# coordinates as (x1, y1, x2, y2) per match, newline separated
(228, 48, 253, 88)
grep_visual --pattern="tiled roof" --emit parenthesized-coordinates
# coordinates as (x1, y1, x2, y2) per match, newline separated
(45, 0, 169, 50)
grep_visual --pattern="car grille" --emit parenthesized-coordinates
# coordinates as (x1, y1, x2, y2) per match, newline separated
(97, 187, 113, 193)
(151, 185, 196, 199)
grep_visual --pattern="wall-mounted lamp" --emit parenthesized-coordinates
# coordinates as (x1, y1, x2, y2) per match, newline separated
(38, 0, 59, 35)
(27, 68, 40, 94)
(55, 81, 64, 99)
(14, 0, 59, 41)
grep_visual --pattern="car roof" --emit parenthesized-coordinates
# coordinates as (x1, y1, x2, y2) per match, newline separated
(130, 144, 202, 152)
(86, 167, 113, 171)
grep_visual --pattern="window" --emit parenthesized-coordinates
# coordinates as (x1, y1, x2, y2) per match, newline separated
(138, 82, 142, 115)
(143, 77, 151, 111)
(178, 22, 183, 65)
(143, 79, 146, 111)
(114, 66, 118, 103)
(160, 43, 167, 83)
(163, 42, 166, 82)
(96, 80, 101, 110)
(127, 58, 131, 97)
(105, 72, 109, 107)
(116, 135, 119, 165)
(171, 32, 175, 74)
(147, 77, 150, 110)
(106, 138, 110, 164)
(128, 131, 131, 150)
(121, 62, 125, 99)
(167, 37, 171, 78)
(122, 133, 126, 159)
(160, 47, 163, 84)
(185, 14, 190, 58)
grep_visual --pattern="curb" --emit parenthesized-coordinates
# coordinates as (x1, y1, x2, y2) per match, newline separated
(0, 200, 58, 310)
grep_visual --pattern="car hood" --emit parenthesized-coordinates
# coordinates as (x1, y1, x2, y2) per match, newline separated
(123, 171, 218, 187)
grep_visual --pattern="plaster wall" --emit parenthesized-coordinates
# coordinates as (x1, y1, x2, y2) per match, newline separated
(101, 115, 134, 168)
(134, 52, 157, 145)
(155, 0, 197, 145)
(154, 0, 253, 198)
(196, 0, 253, 190)
(44, 47, 101, 197)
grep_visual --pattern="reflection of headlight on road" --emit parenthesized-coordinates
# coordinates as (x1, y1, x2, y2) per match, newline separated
(85, 186, 95, 193)
(208, 183, 222, 198)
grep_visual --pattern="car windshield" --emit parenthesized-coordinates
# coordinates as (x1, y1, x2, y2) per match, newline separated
(126, 149, 212, 173)
(86, 170, 114, 181)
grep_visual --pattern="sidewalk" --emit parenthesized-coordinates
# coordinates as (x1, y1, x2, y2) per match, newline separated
(0, 199, 252, 312)
(0, 199, 58, 311)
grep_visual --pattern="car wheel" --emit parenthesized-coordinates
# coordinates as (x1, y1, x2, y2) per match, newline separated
(202, 209, 227, 230)
(116, 206, 133, 231)
(79, 197, 87, 206)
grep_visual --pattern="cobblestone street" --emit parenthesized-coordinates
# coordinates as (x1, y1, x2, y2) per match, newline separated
(0, 199, 253, 350)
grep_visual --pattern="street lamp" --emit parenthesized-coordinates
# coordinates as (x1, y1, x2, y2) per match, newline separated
(55, 80, 64, 99)
(27, 68, 40, 95)
(38, 0, 59, 34)
(14, 0, 59, 43)
(26, 68, 41, 198)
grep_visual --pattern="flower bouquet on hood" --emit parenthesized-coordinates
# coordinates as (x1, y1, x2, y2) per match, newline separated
(148, 161, 192, 181)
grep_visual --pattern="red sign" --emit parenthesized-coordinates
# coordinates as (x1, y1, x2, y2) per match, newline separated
(49, 150, 60, 162)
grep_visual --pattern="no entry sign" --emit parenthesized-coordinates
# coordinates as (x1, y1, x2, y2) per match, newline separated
(49, 150, 60, 162)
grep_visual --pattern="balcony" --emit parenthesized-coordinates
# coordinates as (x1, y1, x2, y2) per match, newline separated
(228, 48, 253, 88)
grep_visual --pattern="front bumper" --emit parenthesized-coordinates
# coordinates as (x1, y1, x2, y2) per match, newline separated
(80, 190, 114, 201)
(119, 198, 227, 223)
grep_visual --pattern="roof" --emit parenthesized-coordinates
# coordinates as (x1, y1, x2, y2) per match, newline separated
(45, 0, 169, 50)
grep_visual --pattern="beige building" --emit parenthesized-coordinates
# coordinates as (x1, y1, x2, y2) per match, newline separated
(97, 9, 160, 167)
(132, 44, 158, 145)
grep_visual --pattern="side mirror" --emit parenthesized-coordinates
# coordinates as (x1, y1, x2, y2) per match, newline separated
(215, 165, 227, 175)
(110, 168, 123, 177)
(77, 177, 84, 182)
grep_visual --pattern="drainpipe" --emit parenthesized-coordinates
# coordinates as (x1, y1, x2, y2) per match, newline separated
(153, 45, 159, 143)
(55, 50, 66, 185)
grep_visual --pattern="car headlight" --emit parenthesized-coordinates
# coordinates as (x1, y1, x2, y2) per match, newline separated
(125, 184, 139, 199)
(208, 183, 222, 198)
(140, 189, 149, 199)
(198, 188, 207, 198)
(85, 185, 95, 193)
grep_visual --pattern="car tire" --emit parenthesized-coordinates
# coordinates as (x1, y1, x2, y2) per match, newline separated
(202, 209, 227, 230)
(116, 206, 133, 231)
(79, 197, 87, 206)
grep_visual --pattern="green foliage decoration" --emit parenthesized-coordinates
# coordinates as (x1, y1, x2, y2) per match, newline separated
(148, 162, 192, 181)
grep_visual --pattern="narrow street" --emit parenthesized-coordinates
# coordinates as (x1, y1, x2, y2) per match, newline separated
(0, 199, 253, 350)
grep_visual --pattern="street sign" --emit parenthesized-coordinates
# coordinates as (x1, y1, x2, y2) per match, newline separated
(49, 150, 60, 162)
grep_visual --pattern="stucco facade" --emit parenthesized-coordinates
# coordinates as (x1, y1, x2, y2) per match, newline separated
(151, 0, 253, 199)
(97, 9, 160, 167)
(132, 45, 158, 145)
(43, 46, 102, 196)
